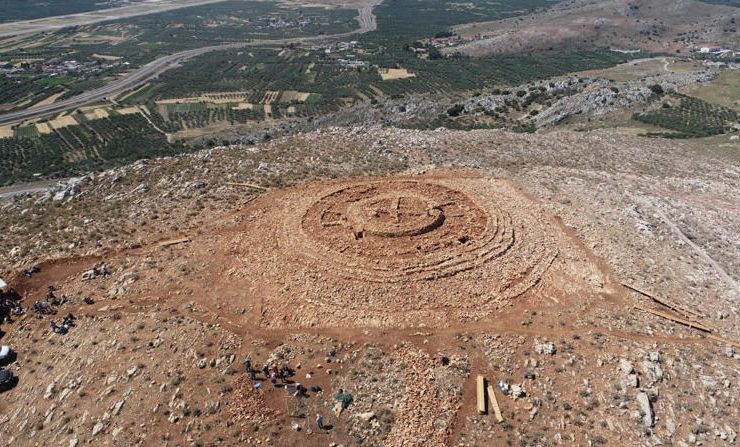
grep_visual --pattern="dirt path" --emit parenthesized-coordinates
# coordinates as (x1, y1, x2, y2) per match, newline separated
(0, 178, 63, 200)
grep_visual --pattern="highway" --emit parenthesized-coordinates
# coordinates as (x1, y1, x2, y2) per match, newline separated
(0, 0, 380, 127)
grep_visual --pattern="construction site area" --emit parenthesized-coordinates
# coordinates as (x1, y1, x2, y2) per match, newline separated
(0, 126, 739, 446)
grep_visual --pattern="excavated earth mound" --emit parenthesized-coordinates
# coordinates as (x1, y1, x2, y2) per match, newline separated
(222, 171, 606, 328)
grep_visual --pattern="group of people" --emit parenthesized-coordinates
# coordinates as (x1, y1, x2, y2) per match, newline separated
(20, 265, 40, 278)
(2, 271, 92, 336)
(243, 357, 298, 385)
(82, 264, 111, 281)
(32, 286, 72, 318)
(49, 314, 76, 335)
(266, 364, 296, 386)
(0, 288, 23, 324)
(243, 356, 354, 433)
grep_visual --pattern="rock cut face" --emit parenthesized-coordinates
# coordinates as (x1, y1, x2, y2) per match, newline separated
(223, 172, 605, 328)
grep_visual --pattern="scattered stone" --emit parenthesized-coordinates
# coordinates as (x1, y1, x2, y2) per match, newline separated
(619, 359, 634, 375)
(534, 341, 556, 355)
(92, 422, 105, 436)
(355, 411, 376, 421)
(43, 383, 56, 400)
(112, 400, 125, 416)
(510, 384, 526, 399)
(624, 373, 639, 388)
(636, 392, 654, 428)
(701, 375, 718, 389)
(642, 360, 663, 385)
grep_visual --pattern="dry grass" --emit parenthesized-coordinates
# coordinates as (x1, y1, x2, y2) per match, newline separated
(379, 68, 415, 81)
(117, 107, 141, 115)
(687, 71, 740, 111)
(92, 53, 123, 61)
(35, 122, 53, 134)
(157, 92, 250, 105)
(30, 91, 66, 108)
(281, 91, 311, 102)
(576, 58, 704, 82)
(84, 108, 110, 120)
(48, 115, 79, 129)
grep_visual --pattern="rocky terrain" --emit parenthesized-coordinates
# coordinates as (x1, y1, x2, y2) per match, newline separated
(238, 62, 731, 135)
(1, 125, 739, 446)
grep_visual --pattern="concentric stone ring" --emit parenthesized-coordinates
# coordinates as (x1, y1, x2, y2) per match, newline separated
(287, 180, 516, 282)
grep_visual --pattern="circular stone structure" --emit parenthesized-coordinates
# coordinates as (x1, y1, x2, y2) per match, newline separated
(236, 173, 564, 327)
(292, 180, 514, 282)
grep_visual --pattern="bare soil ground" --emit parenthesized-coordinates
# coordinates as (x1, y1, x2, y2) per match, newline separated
(448, 0, 740, 57)
(0, 127, 738, 446)
(575, 57, 706, 83)
(379, 68, 415, 81)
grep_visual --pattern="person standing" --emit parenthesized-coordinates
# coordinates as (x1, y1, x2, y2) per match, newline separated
(243, 357, 256, 380)
(315, 413, 324, 430)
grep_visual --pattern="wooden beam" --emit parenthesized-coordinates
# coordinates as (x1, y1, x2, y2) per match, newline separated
(632, 304, 712, 333)
(487, 384, 504, 423)
(623, 283, 705, 319)
(476, 375, 486, 415)
(157, 237, 190, 248)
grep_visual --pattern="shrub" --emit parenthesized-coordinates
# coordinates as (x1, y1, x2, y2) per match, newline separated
(649, 84, 664, 95)
(446, 104, 464, 117)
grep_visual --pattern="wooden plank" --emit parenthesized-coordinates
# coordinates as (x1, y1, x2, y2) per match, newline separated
(623, 283, 705, 319)
(632, 304, 712, 332)
(226, 182, 267, 191)
(476, 375, 486, 415)
(487, 384, 503, 423)
(157, 237, 190, 248)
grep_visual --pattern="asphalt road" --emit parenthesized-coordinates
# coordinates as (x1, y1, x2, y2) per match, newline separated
(0, 0, 380, 128)
(0, 179, 60, 200)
